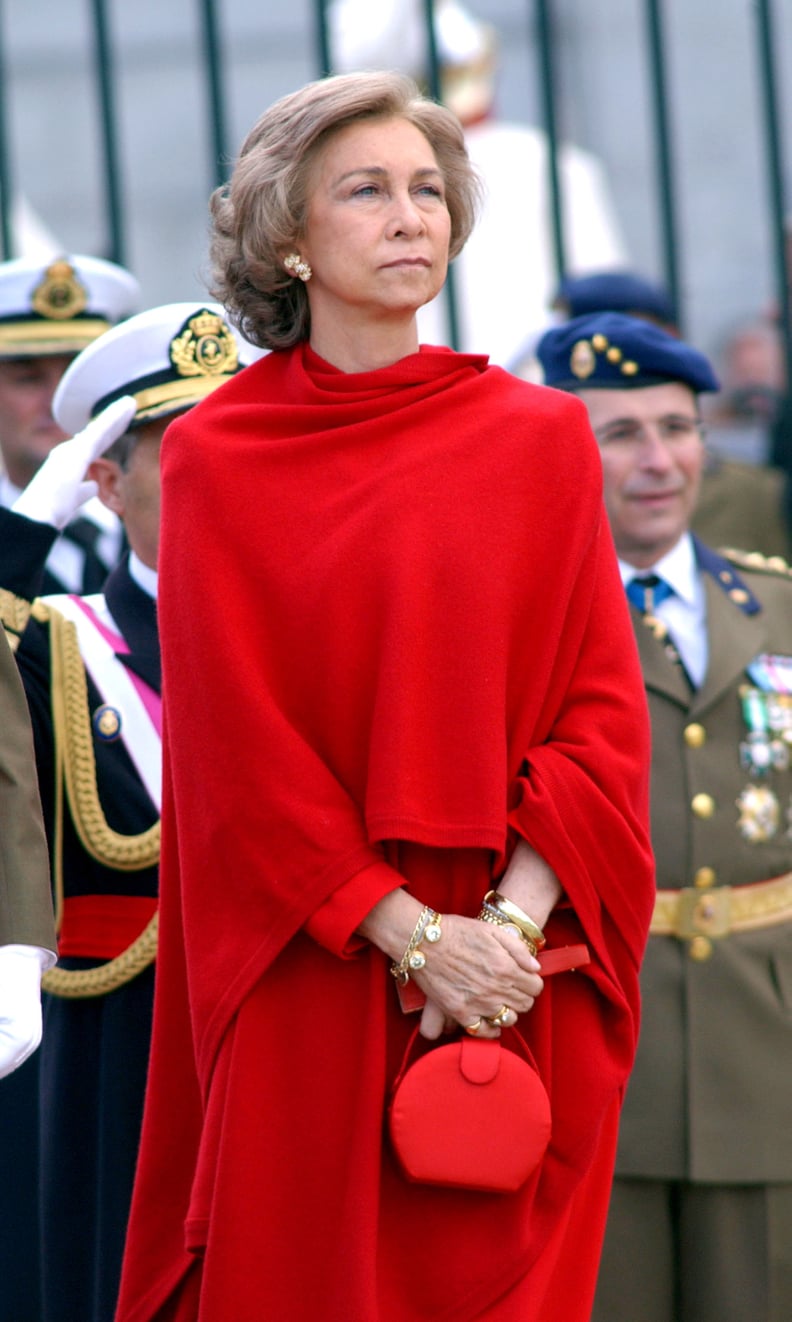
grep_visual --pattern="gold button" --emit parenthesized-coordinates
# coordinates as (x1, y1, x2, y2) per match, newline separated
(694, 866, 716, 888)
(689, 936, 713, 961)
(692, 793, 715, 819)
(684, 723, 706, 749)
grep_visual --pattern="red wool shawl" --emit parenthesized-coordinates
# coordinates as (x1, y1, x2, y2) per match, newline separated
(117, 343, 654, 1320)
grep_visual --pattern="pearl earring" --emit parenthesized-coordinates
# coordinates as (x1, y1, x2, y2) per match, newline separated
(284, 253, 312, 283)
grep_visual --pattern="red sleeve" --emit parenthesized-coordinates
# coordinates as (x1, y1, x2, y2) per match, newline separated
(304, 861, 405, 956)
(508, 512, 654, 1060)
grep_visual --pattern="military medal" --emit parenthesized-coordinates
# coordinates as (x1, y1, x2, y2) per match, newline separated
(92, 703, 123, 742)
(747, 654, 792, 695)
(737, 685, 784, 839)
(736, 784, 780, 843)
(738, 688, 777, 772)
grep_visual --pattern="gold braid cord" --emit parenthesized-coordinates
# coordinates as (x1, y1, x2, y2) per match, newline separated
(42, 913, 158, 999)
(48, 606, 160, 869)
(46, 604, 160, 997)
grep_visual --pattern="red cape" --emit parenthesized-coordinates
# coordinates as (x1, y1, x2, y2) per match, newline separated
(116, 344, 654, 1321)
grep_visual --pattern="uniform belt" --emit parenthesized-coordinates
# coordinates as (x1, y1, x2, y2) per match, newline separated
(58, 894, 158, 959)
(650, 872, 792, 940)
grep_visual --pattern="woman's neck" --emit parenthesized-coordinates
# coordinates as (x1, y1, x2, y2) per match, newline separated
(309, 314, 420, 374)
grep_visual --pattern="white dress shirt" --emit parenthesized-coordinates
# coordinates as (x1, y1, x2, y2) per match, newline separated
(619, 533, 708, 689)
(127, 550, 158, 601)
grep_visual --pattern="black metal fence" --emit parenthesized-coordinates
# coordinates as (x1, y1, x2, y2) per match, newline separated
(0, 0, 789, 374)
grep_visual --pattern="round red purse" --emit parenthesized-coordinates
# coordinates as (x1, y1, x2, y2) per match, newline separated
(388, 1028, 552, 1194)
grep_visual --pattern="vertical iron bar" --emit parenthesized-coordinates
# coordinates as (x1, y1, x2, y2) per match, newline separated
(199, 0, 230, 189)
(315, 0, 332, 77)
(535, 0, 566, 283)
(89, 0, 125, 265)
(754, 0, 792, 392)
(0, 0, 12, 259)
(644, 0, 681, 329)
(422, 0, 460, 349)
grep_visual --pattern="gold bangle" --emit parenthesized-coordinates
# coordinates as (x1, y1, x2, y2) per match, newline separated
(390, 907, 442, 986)
(483, 890, 546, 951)
(477, 907, 536, 954)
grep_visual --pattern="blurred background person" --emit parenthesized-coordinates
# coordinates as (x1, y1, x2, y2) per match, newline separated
(329, 0, 629, 367)
(537, 268, 792, 561)
(0, 254, 140, 594)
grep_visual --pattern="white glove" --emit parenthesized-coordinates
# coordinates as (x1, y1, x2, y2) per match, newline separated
(12, 395, 138, 531)
(0, 944, 53, 1079)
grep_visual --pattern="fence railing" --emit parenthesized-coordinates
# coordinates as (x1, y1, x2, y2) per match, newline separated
(0, 0, 789, 374)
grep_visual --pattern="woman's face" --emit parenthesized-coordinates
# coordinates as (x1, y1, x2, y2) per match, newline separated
(299, 116, 451, 337)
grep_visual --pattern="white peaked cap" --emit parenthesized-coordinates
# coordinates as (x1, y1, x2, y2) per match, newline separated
(53, 301, 266, 435)
(0, 254, 140, 357)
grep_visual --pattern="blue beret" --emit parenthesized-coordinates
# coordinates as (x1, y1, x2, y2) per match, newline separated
(536, 312, 721, 394)
(553, 271, 677, 325)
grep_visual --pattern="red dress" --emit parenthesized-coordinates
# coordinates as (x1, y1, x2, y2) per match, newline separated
(115, 344, 654, 1321)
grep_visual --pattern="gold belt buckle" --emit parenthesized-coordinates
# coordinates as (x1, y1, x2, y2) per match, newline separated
(676, 886, 733, 939)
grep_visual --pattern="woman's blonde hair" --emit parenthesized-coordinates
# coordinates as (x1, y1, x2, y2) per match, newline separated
(208, 70, 481, 350)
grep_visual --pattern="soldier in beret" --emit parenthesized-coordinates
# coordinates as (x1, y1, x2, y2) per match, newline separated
(0, 302, 261, 1322)
(537, 310, 792, 1322)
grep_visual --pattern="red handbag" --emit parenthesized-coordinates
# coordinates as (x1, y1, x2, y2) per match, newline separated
(387, 944, 589, 1194)
(389, 1028, 551, 1193)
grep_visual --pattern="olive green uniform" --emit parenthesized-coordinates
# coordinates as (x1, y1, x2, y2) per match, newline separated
(594, 546, 792, 1322)
(0, 623, 54, 949)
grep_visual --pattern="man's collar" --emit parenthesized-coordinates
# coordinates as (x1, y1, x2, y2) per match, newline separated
(128, 550, 158, 601)
(618, 532, 698, 605)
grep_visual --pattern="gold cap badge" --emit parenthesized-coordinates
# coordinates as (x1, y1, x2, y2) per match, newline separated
(169, 309, 239, 379)
(570, 339, 596, 380)
(31, 260, 88, 321)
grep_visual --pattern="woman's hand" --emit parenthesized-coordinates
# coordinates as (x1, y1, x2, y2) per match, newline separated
(357, 890, 544, 1040)
(411, 914, 544, 1039)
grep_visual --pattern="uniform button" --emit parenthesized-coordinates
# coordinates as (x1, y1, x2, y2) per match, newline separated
(691, 793, 716, 819)
(684, 723, 706, 749)
(689, 936, 713, 961)
(694, 866, 716, 888)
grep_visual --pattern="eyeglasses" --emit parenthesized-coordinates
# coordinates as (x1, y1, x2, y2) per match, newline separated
(595, 416, 705, 447)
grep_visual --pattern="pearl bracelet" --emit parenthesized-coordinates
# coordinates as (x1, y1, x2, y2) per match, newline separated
(390, 906, 443, 986)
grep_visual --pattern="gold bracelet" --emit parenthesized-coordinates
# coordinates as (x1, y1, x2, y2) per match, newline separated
(482, 890, 546, 951)
(478, 905, 537, 955)
(390, 907, 443, 986)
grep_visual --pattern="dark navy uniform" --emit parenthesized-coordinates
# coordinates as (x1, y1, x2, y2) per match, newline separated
(0, 504, 159, 1322)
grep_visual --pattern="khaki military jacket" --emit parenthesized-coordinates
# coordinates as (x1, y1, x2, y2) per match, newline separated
(617, 544, 792, 1184)
(0, 627, 55, 950)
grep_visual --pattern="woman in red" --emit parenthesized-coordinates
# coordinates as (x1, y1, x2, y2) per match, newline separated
(116, 71, 654, 1321)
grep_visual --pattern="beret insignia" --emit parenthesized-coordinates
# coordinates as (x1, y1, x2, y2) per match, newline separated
(570, 338, 596, 380)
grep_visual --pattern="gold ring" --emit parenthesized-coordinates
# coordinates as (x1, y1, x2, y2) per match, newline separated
(465, 1018, 483, 1036)
(488, 1005, 515, 1028)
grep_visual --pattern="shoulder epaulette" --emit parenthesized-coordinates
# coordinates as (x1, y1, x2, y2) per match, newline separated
(1, 589, 52, 651)
(719, 548, 792, 580)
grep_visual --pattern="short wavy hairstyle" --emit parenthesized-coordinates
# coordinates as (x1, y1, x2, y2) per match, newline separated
(208, 71, 482, 350)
